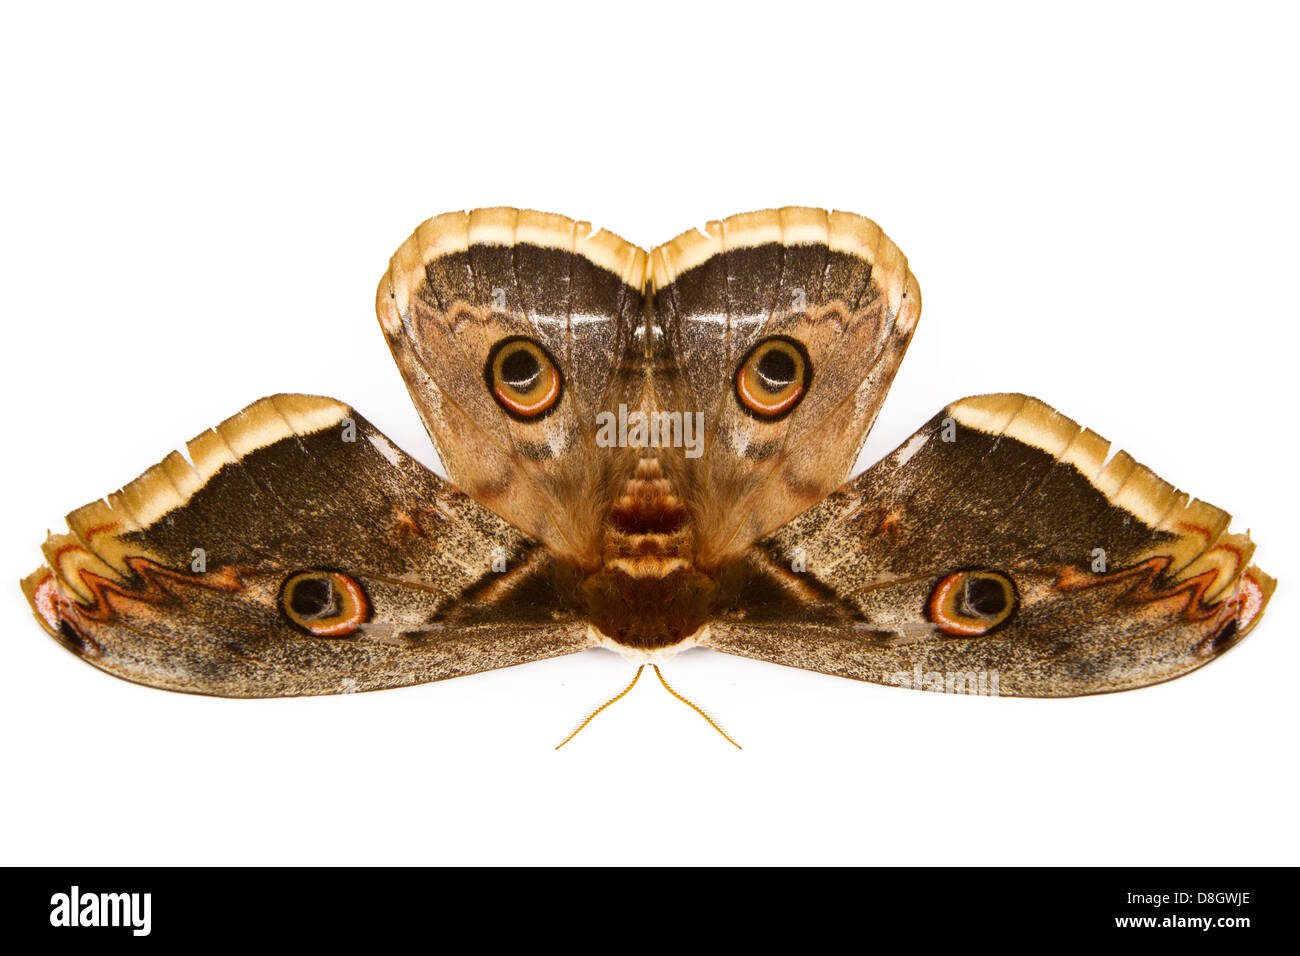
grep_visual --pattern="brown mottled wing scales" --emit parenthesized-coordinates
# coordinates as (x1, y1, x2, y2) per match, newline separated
(21, 394, 592, 696)
(376, 208, 648, 565)
(650, 208, 921, 566)
(25, 207, 1274, 703)
(707, 394, 1274, 696)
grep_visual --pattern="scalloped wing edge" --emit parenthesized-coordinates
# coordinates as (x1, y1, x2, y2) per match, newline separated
(650, 206, 921, 337)
(23, 394, 351, 621)
(948, 393, 1275, 636)
(376, 206, 649, 337)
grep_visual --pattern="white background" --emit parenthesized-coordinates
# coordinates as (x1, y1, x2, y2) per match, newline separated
(2, 2, 1296, 866)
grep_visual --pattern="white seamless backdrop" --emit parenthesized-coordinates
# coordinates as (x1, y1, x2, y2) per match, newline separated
(1, 1, 1295, 866)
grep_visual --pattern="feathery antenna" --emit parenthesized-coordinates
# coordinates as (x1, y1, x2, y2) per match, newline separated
(652, 665, 742, 749)
(554, 663, 743, 750)
(554, 665, 645, 750)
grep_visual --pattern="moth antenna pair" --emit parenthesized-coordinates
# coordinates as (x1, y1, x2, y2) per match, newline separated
(554, 664, 742, 750)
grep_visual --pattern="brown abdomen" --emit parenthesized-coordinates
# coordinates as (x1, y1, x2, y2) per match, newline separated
(580, 455, 718, 649)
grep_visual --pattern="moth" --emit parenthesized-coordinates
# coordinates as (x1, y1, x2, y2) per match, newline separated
(23, 207, 1273, 733)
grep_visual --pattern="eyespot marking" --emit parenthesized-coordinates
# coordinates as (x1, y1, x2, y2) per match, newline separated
(735, 336, 812, 420)
(280, 571, 371, 637)
(927, 570, 1018, 636)
(485, 336, 564, 421)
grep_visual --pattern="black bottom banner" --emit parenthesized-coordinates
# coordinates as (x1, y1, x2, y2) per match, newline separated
(7, 866, 1284, 945)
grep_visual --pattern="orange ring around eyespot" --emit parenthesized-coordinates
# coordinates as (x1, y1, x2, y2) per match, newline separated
(281, 571, 370, 637)
(927, 571, 1017, 636)
(486, 337, 564, 421)
(736, 365, 804, 415)
(492, 365, 560, 416)
(734, 337, 811, 420)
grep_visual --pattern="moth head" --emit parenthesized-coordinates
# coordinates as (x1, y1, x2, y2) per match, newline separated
(927, 570, 1018, 636)
(734, 335, 812, 421)
(484, 335, 564, 422)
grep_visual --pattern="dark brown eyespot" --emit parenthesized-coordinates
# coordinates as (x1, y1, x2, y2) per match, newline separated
(485, 336, 563, 421)
(281, 571, 370, 637)
(735, 336, 812, 420)
(927, 570, 1018, 636)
